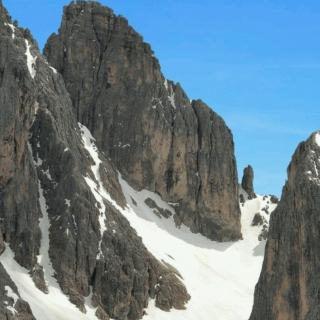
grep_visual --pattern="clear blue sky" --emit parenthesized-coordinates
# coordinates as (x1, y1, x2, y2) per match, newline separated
(4, 0, 320, 196)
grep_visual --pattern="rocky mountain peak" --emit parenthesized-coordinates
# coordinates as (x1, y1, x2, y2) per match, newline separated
(250, 131, 320, 320)
(44, 0, 242, 242)
(0, 2, 189, 318)
(301, 131, 320, 185)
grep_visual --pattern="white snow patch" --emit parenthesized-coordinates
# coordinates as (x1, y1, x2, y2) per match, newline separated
(35, 156, 43, 167)
(25, 39, 37, 79)
(5, 23, 15, 39)
(168, 202, 180, 207)
(167, 86, 176, 109)
(78, 123, 119, 259)
(43, 168, 53, 181)
(164, 79, 168, 90)
(36, 179, 52, 276)
(117, 176, 277, 320)
(164, 80, 177, 109)
(0, 246, 100, 320)
(5, 286, 19, 305)
(4, 285, 19, 314)
(168, 94, 176, 109)
(65, 199, 71, 208)
(49, 66, 57, 74)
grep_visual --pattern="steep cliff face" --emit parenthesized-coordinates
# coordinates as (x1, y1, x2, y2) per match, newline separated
(44, 1, 241, 241)
(250, 132, 320, 320)
(0, 1, 41, 272)
(0, 3, 188, 319)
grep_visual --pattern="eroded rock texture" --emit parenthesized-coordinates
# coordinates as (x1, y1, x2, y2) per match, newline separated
(250, 132, 320, 320)
(0, 2, 188, 319)
(44, 1, 241, 241)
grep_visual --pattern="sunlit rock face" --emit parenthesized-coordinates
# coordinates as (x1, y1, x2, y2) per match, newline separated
(44, 1, 241, 242)
(250, 132, 320, 320)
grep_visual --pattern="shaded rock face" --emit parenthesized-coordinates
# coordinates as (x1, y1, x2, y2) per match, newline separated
(0, 2, 41, 272)
(241, 165, 256, 200)
(0, 3, 188, 319)
(44, 1, 241, 242)
(250, 132, 320, 320)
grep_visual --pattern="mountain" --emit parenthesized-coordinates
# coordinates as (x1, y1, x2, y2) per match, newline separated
(44, 1, 241, 242)
(0, 3, 188, 319)
(250, 132, 320, 320)
(0, 1, 282, 319)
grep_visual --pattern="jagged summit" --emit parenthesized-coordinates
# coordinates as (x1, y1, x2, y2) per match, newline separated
(44, 0, 242, 242)
(304, 131, 320, 184)
(250, 130, 320, 320)
(0, 1, 189, 318)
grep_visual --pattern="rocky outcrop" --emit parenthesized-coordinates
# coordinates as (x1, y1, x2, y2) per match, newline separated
(250, 132, 320, 320)
(241, 165, 256, 200)
(0, 2, 188, 319)
(44, 1, 241, 242)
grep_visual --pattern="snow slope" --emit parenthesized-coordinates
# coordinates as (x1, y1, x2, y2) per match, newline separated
(119, 177, 276, 320)
(0, 246, 99, 320)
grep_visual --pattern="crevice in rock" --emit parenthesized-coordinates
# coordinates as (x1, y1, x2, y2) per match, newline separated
(191, 102, 202, 204)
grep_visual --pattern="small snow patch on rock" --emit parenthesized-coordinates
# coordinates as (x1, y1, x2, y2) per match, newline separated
(25, 39, 37, 79)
